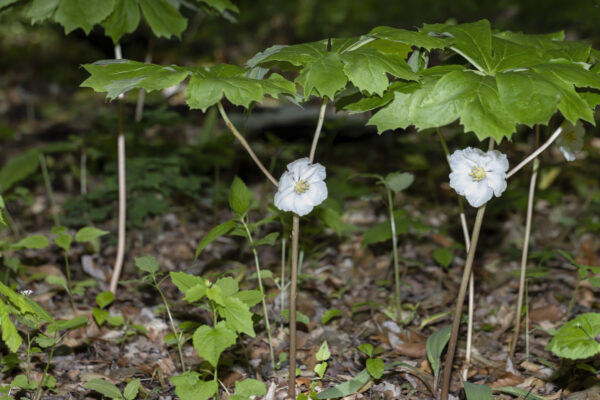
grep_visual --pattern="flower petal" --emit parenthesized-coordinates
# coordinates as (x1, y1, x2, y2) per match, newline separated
(292, 194, 314, 216)
(286, 157, 311, 181)
(306, 181, 328, 207)
(464, 182, 493, 208)
(485, 173, 507, 197)
(449, 171, 472, 196)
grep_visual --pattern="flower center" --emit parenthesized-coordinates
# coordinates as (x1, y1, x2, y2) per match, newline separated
(469, 165, 486, 181)
(294, 179, 310, 194)
(564, 128, 577, 144)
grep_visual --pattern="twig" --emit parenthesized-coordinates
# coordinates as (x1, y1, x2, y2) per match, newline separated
(506, 126, 562, 180)
(288, 215, 299, 399)
(216, 102, 278, 187)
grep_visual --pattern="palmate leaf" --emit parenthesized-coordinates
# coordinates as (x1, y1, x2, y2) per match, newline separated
(54, 0, 116, 35)
(248, 37, 419, 99)
(138, 0, 187, 39)
(102, 0, 140, 44)
(546, 313, 600, 359)
(195, 0, 238, 14)
(81, 60, 190, 100)
(367, 26, 450, 51)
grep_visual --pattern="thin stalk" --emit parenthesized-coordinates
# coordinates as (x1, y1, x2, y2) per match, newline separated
(110, 44, 127, 294)
(33, 333, 57, 400)
(213, 303, 219, 400)
(241, 218, 275, 370)
(435, 128, 473, 381)
(38, 154, 60, 226)
(510, 127, 540, 358)
(387, 189, 401, 318)
(525, 280, 530, 359)
(281, 238, 286, 313)
(288, 215, 299, 399)
(441, 204, 487, 400)
(1, 204, 20, 237)
(26, 331, 32, 383)
(216, 102, 278, 187)
(155, 278, 186, 371)
(506, 126, 562, 180)
(134, 38, 154, 123)
(566, 274, 581, 321)
(309, 99, 327, 162)
(63, 253, 76, 312)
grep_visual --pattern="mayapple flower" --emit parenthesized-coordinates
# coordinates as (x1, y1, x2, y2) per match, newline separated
(556, 120, 585, 162)
(274, 157, 328, 216)
(449, 147, 509, 208)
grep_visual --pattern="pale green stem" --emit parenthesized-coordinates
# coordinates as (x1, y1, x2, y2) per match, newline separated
(63, 253, 75, 312)
(155, 277, 186, 372)
(309, 99, 327, 162)
(387, 189, 401, 318)
(510, 126, 540, 358)
(38, 154, 60, 226)
(288, 215, 299, 399)
(241, 218, 275, 370)
(33, 332, 57, 400)
(216, 102, 278, 187)
(566, 274, 581, 321)
(506, 125, 562, 180)
(281, 238, 286, 314)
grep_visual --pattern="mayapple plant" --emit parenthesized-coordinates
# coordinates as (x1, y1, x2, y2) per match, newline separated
(80, 18, 600, 399)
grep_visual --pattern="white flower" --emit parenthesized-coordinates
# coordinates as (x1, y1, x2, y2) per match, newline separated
(449, 147, 509, 208)
(274, 157, 328, 216)
(556, 120, 585, 162)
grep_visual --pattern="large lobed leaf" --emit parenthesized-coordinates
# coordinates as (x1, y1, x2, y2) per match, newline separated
(546, 313, 600, 360)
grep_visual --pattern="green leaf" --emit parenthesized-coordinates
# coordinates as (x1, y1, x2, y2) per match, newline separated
(34, 334, 56, 348)
(83, 378, 124, 400)
(186, 65, 264, 112)
(229, 176, 252, 215)
(422, 20, 494, 74)
(366, 358, 384, 379)
(361, 210, 409, 247)
(135, 255, 159, 274)
(426, 325, 451, 379)
(247, 42, 325, 69)
(546, 313, 600, 359)
(383, 172, 414, 194)
(75, 226, 109, 242)
(138, 0, 187, 39)
(315, 368, 371, 399)
(368, 26, 449, 51)
(235, 378, 266, 397)
(357, 343, 373, 357)
(314, 362, 327, 379)
(494, 386, 547, 400)
(82, 60, 190, 100)
(463, 381, 493, 400)
(47, 315, 88, 334)
(192, 322, 237, 367)
(0, 298, 22, 352)
(0, 282, 35, 315)
(42, 374, 56, 389)
(316, 340, 330, 362)
(102, 0, 140, 44)
(297, 53, 347, 100)
(0, 149, 39, 192)
(170, 271, 207, 295)
(106, 315, 124, 327)
(96, 291, 115, 309)
(92, 307, 109, 326)
(218, 296, 255, 337)
(26, 0, 60, 24)
(199, 0, 239, 14)
(0, 0, 20, 10)
(496, 70, 560, 127)
(123, 378, 140, 400)
(11, 374, 37, 390)
(280, 309, 310, 325)
(254, 232, 279, 247)
(340, 48, 418, 96)
(54, 0, 116, 35)
(194, 219, 235, 259)
(170, 372, 217, 400)
(214, 276, 239, 297)
(233, 290, 263, 307)
(433, 248, 453, 269)
(46, 275, 68, 289)
(321, 309, 343, 324)
(54, 232, 72, 252)
(13, 234, 49, 250)
(183, 282, 208, 303)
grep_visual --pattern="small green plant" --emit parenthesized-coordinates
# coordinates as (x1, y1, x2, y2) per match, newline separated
(357, 343, 384, 379)
(83, 378, 141, 400)
(169, 270, 262, 398)
(547, 313, 600, 360)
(556, 250, 600, 320)
(425, 325, 451, 392)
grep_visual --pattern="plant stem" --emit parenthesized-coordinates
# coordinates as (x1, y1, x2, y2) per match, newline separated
(33, 333, 57, 400)
(566, 273, 581, 321)
(288, 215, 299, 399)
(440, 204, 487, 400)
(387, 189, 401, 318)
(281, 238, 286, 314)
(38, 153, 60, 226)
(506, 125, 562, 180)
(26, 331, 32, 383)
(135, 38, 154, 123)
(435, 128, 473, 380)
(309, 99, 327, 162)
(216, 102, 278, 187)
(110, 44, 127, 294)
(241, 218, 275, 371)
(155, 278, 186, 372)
(64, 253, 76, 312)
(510, 127, 540, 358)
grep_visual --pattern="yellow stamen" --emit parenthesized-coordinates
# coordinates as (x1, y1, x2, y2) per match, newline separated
(469, 165, 486, 181)
(294, 179, 310, 194)
(564, 128, 577, 144)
